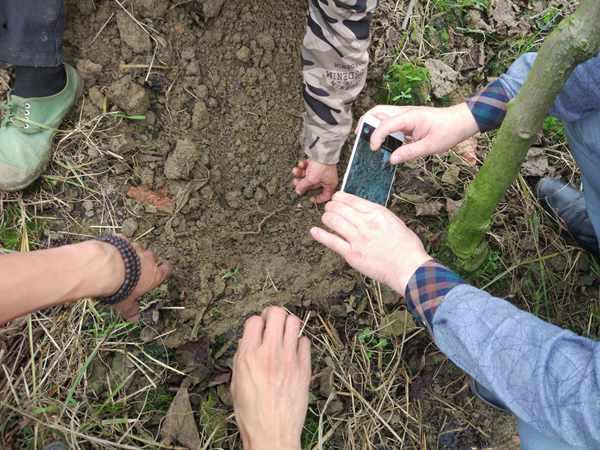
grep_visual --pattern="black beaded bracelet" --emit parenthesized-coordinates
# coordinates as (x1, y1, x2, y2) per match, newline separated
(97, 235, 141, 305)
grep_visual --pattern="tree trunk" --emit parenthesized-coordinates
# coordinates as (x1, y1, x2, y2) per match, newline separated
(447, 0, 600, 270)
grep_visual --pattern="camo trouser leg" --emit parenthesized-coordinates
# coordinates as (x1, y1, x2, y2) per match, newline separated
(301, 0, 378, 165)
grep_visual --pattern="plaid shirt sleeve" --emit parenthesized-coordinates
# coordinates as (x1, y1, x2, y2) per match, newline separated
(404, 260, 465, 335)
(466, 79, 511, 132)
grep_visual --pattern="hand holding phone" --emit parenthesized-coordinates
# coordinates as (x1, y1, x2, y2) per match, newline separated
(340, 114, 404, 207)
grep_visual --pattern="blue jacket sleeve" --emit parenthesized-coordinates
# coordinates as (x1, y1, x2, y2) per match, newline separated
(433, 284, 600, 449)
(499, 51, 600, 123)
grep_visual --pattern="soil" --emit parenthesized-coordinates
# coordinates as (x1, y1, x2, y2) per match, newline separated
(3, 0, 528, 448)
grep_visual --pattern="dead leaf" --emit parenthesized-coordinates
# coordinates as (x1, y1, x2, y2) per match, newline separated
(175, 339, 212, 383)
(396, 192, 429, 203)
(161, 385, 202, 449)
(415, 200, 444, 217)
(446, 198, 462, 218)
(127, 185, 175, 214)
(491, 0, 517, 34)
(380, 309, 418, 338)
(521, 147, 549, 177)
(441, 165, 461, 186)
(425, 59, 459, 98)
(453, 136, 479, 167)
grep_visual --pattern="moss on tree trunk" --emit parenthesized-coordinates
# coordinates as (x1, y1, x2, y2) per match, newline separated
(447, 0, 600, 270)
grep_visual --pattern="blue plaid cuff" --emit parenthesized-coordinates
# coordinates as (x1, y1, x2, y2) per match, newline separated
(466, 79, 511, 132)
(404, 261, 464, 335)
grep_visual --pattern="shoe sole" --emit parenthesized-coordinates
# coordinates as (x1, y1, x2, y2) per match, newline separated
(0, 70, 85, 192)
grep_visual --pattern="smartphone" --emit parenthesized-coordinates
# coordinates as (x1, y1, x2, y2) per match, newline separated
(341, 114, 404, 207)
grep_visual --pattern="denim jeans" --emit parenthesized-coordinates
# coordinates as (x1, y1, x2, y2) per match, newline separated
(472, 380, 582, 450)
(564, 109, 600, 245)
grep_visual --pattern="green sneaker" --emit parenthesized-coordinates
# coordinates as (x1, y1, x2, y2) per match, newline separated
(0, 64, 83, 191)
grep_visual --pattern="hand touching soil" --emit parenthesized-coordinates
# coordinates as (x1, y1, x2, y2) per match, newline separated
(231, 307, 311, 450)
(292, 159, 338, 204)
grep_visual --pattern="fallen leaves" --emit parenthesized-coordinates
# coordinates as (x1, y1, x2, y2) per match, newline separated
(521, 147, 550, 177)
(161, 383, 202, 449)
(127, 185, 175, 214)
(415, 200, 445, 217)
(453, 136, 479, 167)
(425, 59, 459, 98)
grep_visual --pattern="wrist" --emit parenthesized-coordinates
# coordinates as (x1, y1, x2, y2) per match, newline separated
(389, 253, 433, 296)
(71, 241, 125, 299)
(451, 103, 480, 139)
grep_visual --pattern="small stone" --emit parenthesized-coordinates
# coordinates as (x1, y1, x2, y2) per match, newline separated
(195, 85, 209, 99)
(202, 0, 225, 19)
(140, 327, 157, 343)
(266, 177, 279, 195)
(164, 139, 201, 180)
(140, 167, 155, 186)
(253, 187, 266, 203)
(76, 59, 103, 81)
(135, 0, 169, 19)
(236, 46, 251, 63)
(88, 86, 105, 110)
(107, 75, 151, 115)
(225, 191, 242, 209)
(83, 200, 94, 211)
(192, 100, 210, 130)
(116, 10, 151, 53)
(243, 185, 255, 200)
(425, 59, 459, 98)
(186, 60, 201, 76)
(207, 97, 218, 108)
(256, 32, 275, 51)
(121, 218, 139, 238)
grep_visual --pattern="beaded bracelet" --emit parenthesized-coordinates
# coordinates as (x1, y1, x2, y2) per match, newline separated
(97, 235, 141, 305)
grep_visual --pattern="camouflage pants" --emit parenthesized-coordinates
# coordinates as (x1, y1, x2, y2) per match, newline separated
(302, 0, 378, 165)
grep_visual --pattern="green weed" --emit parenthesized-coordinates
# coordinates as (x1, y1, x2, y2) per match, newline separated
(431, 0, 490, 12)
(384, 62, 430, 106)
(543, 116, 566, 144)
(357, 327, 389, 359)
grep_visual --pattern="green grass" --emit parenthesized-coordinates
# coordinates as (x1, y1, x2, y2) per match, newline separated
(431, 0, 490, 12)
(543, 116, 567, 144)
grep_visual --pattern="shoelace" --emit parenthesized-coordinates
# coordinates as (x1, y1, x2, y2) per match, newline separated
(0, 96, 31, 130)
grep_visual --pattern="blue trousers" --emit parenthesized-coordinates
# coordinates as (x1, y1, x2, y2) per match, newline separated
(0, 0, 64, 67)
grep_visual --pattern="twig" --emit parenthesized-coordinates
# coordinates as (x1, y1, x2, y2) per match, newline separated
(238, 207, 286, 236)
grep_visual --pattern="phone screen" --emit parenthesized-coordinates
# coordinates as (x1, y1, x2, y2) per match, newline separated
(342, 123, 399, 206)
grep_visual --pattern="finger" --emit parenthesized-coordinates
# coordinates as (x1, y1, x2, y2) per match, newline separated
(155, 263, 173, 285)
(114, 298, 140, 322)
(390, 139, 433, 164)
(322, 211, 359, 242)
(310, 227, 351, 257)
(241, 315, 264, 349)
(332, 191, 378, 213)
(311, 184, 335, 204)
(292, 167, 306, 177)
(295, 176, 317, 195)
(371, 114, 417, 151)
(283, 314, 301, 352)
(298, 336, 311, 375)
(261, 306, 287, 348)
(371, 111, 390, 122)
(297, 160, 308, 169)
(325, 200, 364, 226)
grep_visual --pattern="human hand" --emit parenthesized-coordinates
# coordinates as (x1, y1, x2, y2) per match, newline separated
(98, 239, 173, 322)
(232, 307, 311, 450)
(292, 159, 338, 204)
(363, 103, 479, 164)
(310, 192, 431, 295)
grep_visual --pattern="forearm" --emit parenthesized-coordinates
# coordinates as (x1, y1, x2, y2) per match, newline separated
(301, 0, 377, 165)
(403, 262, 600, 448)
(0, 241, 123, 324)
(434, 285, 600, 448)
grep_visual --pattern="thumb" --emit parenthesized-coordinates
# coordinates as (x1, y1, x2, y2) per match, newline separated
(390, 139, 433, 164)
(370, 114, 418, 151)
